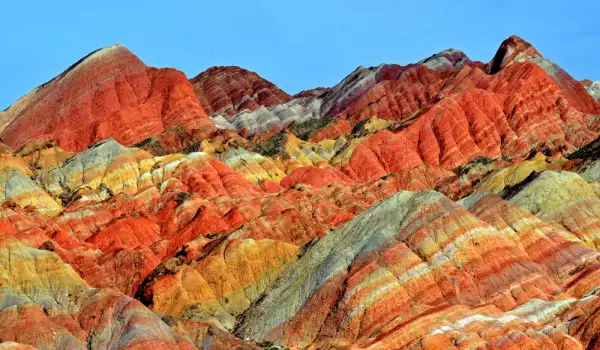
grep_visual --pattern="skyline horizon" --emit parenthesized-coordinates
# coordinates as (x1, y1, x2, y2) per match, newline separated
(1, 0, 599, 111)
(1, 33, 596, 111)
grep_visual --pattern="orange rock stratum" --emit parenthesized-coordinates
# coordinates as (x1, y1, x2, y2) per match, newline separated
(1, 36, 600, 349)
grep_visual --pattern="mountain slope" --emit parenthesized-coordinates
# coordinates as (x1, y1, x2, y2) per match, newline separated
(0, 45, 214, 152)
(1, 35, 600, 349)
(190, 66, 292, 117)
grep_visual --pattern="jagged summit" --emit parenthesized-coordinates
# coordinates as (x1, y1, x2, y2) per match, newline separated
(488, 35, 542, 73)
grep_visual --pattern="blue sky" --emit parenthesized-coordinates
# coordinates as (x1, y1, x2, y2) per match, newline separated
(1, 1, 599, 109)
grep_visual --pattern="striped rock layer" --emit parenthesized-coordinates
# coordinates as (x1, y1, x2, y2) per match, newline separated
(0, 45, 215, 152)
(190, 66, 292, 118)
(0, 35, 600, 349)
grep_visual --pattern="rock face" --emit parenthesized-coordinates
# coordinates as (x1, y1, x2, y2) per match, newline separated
(2, 35, 600, 349)
(0, 45, 214, 152)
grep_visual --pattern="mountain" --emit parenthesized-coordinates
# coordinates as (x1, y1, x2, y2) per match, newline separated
(190, 65, 292, 117)
(0, 45, 214, 152)
(1, 35, 600, 349)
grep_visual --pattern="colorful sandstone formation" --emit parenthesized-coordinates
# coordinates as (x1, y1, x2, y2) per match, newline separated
(0, 45, 214, 152)
(190, 66, 292, 117)
(1, 35, 600, 349)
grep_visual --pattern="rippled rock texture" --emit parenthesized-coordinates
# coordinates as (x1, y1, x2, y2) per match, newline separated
(191, 66, 292, 118)
(1, 35, 600, 349)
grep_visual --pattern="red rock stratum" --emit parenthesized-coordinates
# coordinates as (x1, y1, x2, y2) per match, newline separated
(0, 45, 214, 152)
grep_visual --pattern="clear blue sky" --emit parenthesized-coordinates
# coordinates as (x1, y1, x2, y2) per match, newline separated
(1, 1, 599, 109)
